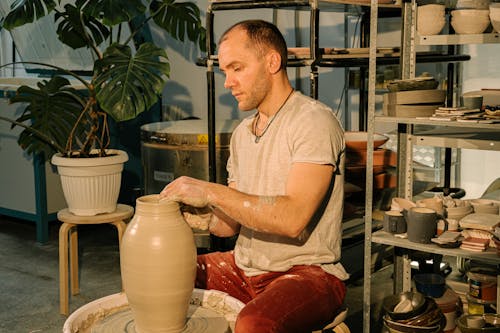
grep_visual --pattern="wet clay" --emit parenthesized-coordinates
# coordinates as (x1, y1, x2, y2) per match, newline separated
(91, 304, 230, 333)
(63, 290, 244, 333)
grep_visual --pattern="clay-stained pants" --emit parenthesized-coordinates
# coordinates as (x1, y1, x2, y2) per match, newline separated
(195, 251, 346, 333)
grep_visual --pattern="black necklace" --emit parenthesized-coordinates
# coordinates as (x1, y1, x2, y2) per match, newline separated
(253, 89, 294, 143)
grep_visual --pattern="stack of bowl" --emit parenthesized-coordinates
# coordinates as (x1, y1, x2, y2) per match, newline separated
(417, 4, 446, 35)
(344, 131, 397, 190)
(383, 292, 446, 333)
(451, 9, 491, 34)
(490, 3, 500, 32)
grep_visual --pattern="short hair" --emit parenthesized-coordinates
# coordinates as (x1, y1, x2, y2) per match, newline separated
(219, 20, 288, 70)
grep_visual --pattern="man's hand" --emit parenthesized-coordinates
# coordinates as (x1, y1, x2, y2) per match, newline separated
(159, 176, 211, 208)
(180, 205, 213, 230)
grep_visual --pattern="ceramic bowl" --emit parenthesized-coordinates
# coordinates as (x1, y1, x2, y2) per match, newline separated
(457, 314, 500, 332)
(383, 313, 444, 333)
(451, 16, 491, 34)
(451, 9, 490, 18)
(382, 291, 427, 321)
(346, 148, 397, 166)
(418, 17, 446, 35)
(446, 205, 473, 220)
(457, 0, 491, 9)
(490, 16, 500, 32)
(470, 199, 499, 214)
(413, 273, 446, 298)
(386, 78, 439, 92)
(418, 4, 446, 16)
(345, 131, 389, 151)
(391, 197, 417, 212)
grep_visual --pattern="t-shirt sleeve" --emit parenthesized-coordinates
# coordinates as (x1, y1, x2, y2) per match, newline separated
(289, 102, 345, 171)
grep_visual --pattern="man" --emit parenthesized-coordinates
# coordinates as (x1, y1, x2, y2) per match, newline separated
(159, 19, 348, 333)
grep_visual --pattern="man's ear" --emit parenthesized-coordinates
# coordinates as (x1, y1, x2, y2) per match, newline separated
(267, 51, 282, 74)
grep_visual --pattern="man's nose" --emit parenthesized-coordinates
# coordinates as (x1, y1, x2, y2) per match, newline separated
(224, 75, 234, 89)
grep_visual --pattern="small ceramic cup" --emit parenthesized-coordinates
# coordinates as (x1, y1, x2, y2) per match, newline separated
(383, 210, 407, 234)
(466, 315, 486, 329)
(461, 94, 483, 110)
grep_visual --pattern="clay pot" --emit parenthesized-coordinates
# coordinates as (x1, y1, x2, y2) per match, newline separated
(121, 195, 197, 333)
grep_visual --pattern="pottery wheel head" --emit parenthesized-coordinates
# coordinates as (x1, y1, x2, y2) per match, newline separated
(90, 305, 230, 333)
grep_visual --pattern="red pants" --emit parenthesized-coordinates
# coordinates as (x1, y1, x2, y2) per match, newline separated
(195, 251, 346, 333)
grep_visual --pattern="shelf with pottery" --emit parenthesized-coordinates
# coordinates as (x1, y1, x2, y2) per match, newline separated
(375, 116, 500, 151)
(372, 230, 500, 266)
(362, 0, 500, 331)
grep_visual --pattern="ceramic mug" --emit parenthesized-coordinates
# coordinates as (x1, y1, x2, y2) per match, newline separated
(461, 95, 483, 110)
(383, 210, 407, 234)
(406, 207, 438, 244)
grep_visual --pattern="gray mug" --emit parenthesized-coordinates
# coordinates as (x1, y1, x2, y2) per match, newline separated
(406, 207, 437, 244)
(383, 210, 407, 234)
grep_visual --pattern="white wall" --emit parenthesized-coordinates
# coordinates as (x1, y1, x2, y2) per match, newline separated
(460, 44, 500, 199)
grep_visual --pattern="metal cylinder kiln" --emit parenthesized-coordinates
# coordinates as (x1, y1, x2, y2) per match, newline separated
(140, 119, 240, 195)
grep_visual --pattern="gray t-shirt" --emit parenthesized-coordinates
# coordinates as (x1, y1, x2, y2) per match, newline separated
(227, 91, 349, 280)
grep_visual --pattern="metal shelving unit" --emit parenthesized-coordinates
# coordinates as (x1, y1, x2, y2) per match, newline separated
(363, 0, 500, 331)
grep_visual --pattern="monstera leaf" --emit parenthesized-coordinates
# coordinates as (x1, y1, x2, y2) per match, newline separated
(79, 0, 146, 26)
(93, 42, 170, 121)
(55, 3, 110, 49)
(9, 76, 88, 158)
(150, 0, 206, 51)
(2, 0, 56, 29)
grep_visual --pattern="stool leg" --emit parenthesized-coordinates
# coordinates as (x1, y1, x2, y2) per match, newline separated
(70, 227, 79, 296)
(59, 223, 73, 316)
(111, 220, 127, 249)
(112, 220, 127, 291)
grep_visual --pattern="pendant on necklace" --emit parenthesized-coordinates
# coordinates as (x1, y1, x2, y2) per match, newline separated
(255, 135, 261, 143)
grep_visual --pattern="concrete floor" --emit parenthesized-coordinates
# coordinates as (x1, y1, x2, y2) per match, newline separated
(0, 214, 394, 333)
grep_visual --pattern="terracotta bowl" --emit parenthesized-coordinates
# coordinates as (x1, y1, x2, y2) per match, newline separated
(346, 148, 397, 166)
(345, 131, 389, 151)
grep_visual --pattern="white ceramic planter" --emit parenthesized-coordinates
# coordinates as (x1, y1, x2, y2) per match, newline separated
(51, 149, 128, 216)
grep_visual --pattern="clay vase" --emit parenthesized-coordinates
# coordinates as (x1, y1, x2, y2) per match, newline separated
(120, 194, 197, 333)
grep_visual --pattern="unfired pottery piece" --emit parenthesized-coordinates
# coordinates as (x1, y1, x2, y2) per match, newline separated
(121, 194, 197, 333)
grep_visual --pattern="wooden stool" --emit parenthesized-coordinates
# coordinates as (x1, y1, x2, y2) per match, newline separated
(58, 204, 134, 315)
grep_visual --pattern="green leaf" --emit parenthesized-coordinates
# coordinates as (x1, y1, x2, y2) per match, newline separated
(93, 43, 170, 121)
(9, 76, 87, 158)
(55, 3, 110, 49)
(2, 0, 56, 30)
(150, 0, 207, 52)
(79, 0, 146, 26)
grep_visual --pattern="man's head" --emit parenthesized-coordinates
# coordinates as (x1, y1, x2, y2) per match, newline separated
(218, 20, 290, 112)
(219, 20, 288, 71)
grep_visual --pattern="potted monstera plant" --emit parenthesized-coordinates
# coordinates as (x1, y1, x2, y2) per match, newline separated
(0, 0, 206, 215)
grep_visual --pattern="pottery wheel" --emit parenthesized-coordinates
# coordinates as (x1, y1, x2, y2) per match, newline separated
(91, 304, 230, 333)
